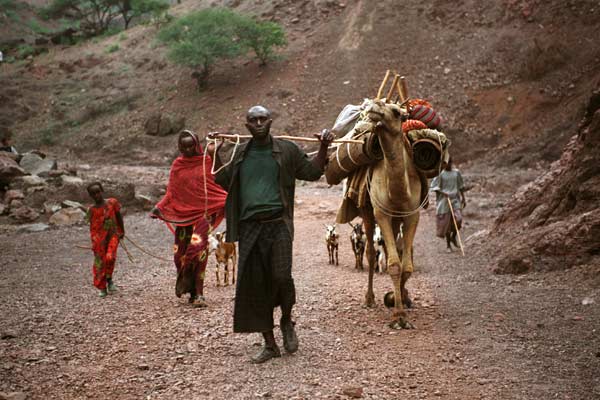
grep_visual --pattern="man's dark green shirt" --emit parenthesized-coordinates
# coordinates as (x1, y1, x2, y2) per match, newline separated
(239, 141, 282, 220)
(215, 136, 323, 242)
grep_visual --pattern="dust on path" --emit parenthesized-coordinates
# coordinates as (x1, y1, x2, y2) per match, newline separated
(1, 182, 598, 400)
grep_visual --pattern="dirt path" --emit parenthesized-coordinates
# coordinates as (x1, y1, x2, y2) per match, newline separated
(1, 181, 598, 400)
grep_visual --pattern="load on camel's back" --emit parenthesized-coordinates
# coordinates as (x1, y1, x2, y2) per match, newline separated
(325, 71, 450, 329)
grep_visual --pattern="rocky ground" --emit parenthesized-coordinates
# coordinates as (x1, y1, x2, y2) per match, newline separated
(1, 174, 598, 400)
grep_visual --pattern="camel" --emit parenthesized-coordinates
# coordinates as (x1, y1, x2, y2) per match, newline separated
(355, 99, 424, 329)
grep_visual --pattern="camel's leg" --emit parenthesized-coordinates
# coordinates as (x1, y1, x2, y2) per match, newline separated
(215, 263, 221, 287)
(362, 215, 377, 307)
(224, 261, 229, 286)
(400, 213, 420, 317)
(374, 210, 408, 329)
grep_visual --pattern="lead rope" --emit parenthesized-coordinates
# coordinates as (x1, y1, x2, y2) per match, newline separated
(366, 166, 429, 218)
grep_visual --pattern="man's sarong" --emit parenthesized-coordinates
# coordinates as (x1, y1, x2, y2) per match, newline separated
(233, 219, 294, 333)
(436, 209, 462, 238)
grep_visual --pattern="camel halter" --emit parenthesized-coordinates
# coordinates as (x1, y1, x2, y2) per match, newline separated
(365, 166, 429, 218)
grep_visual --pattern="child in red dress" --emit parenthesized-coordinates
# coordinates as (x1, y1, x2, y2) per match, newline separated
(86, 182, 125, 298)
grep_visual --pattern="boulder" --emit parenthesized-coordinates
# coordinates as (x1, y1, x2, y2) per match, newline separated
(9, 205, 40, 222)
(4, 189, 24, 204)
(18, 223, 50, 233)
(49, 208, 86, 225)
(61, 200, 85, 210)
(134, 193, 154, 211)
(0, 154, 25, 182)
(60, 175, 84, 185)
(43, 202, 61, 214)
(19, 153, 57, 176)
(0, 203, 6, 215)
(21, 175, 47, 188)
(144, 113, 185, 136)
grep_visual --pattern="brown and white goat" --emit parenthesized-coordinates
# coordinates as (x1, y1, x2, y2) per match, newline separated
(325, 224, 339, 265)
(349, 222, 366, 270)
(213, 232, 236, 286)
(373, 224, 387, 274)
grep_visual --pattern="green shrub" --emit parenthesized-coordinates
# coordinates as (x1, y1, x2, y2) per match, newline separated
(17, 44, 36, 59)
(157, 7, 287, 89)
(237, 19, 287, 66)
(157, 8, 244, 89)
(28, 18, 52, 35)
(106, 43, 120, 53)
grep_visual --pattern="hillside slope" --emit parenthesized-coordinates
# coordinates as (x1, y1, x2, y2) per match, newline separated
(2, 0, 599, 166)
(1, 0, 599, 272)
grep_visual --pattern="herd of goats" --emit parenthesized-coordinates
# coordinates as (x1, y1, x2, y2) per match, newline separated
(325, 222, 388, 273)
(206, 221, 387, 288)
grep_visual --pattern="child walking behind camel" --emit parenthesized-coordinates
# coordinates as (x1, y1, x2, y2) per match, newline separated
(86, 182, 125, 298)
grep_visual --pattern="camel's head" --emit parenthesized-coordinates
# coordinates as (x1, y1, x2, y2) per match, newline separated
(365, 99, 408, 134)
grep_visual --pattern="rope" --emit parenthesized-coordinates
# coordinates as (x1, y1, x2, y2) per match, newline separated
(335, 146, 351, 173)
(124, 235, 172, 262)
(366, 164, 429, 218)
(208, 134, 240, 175)
(119, 239, 136, 263)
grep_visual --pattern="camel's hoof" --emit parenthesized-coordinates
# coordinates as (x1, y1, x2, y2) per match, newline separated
(365, 295, 376, 308)
(389, 319, 415, 330)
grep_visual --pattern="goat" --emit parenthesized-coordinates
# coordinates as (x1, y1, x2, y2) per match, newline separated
(214, 232, 236, 286)
(349, 222, 366, 270)
(373, 224, 387, 274)
(325, 224, 339, 265)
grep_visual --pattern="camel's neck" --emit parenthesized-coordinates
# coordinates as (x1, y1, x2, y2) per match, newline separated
(378, 126, 410, 168)
(377, 126, 414, 198)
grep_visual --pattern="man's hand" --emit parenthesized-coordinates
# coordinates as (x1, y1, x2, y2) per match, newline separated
(206, 131, 221, 140)
(314, 128, 334, 147)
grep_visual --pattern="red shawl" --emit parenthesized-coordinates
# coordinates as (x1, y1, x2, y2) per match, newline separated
(153, 135, 227, 227)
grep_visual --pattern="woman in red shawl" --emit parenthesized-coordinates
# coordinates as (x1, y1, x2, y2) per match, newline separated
(151, 130, 227, 307)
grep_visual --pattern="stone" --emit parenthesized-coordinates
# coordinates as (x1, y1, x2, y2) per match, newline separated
(145, 113, 184, 136)
(0, 154, 25, 182)
(134, 193, 154, 211)
(49, 208, 86, 225)
(144, 114, 162, 136)
(157, 116, 172, 137)
(0, 203, 5, 215)
(342, 387, 363, 398)
(18, 223, 50, 233)
(0, 391, 27, 400)
(61, 200, 84, 210)
(8, 199, 23, 209)
(60, 175, 84, 185)
(47, 169, 68, 178)
(19, 153, 57, 176)
(9, 205, 40, 222)
(43, 202, 61, 214)
(4, 189, 24, 204)
(21, 175, 47, 188)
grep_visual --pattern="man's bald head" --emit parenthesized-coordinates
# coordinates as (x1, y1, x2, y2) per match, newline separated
(245, 105, 273, 142)
(246, 105, 271, 121)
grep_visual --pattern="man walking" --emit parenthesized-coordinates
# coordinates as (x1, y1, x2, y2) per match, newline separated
(210, 105, 333, 363)
(430, 157, 467, 252)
